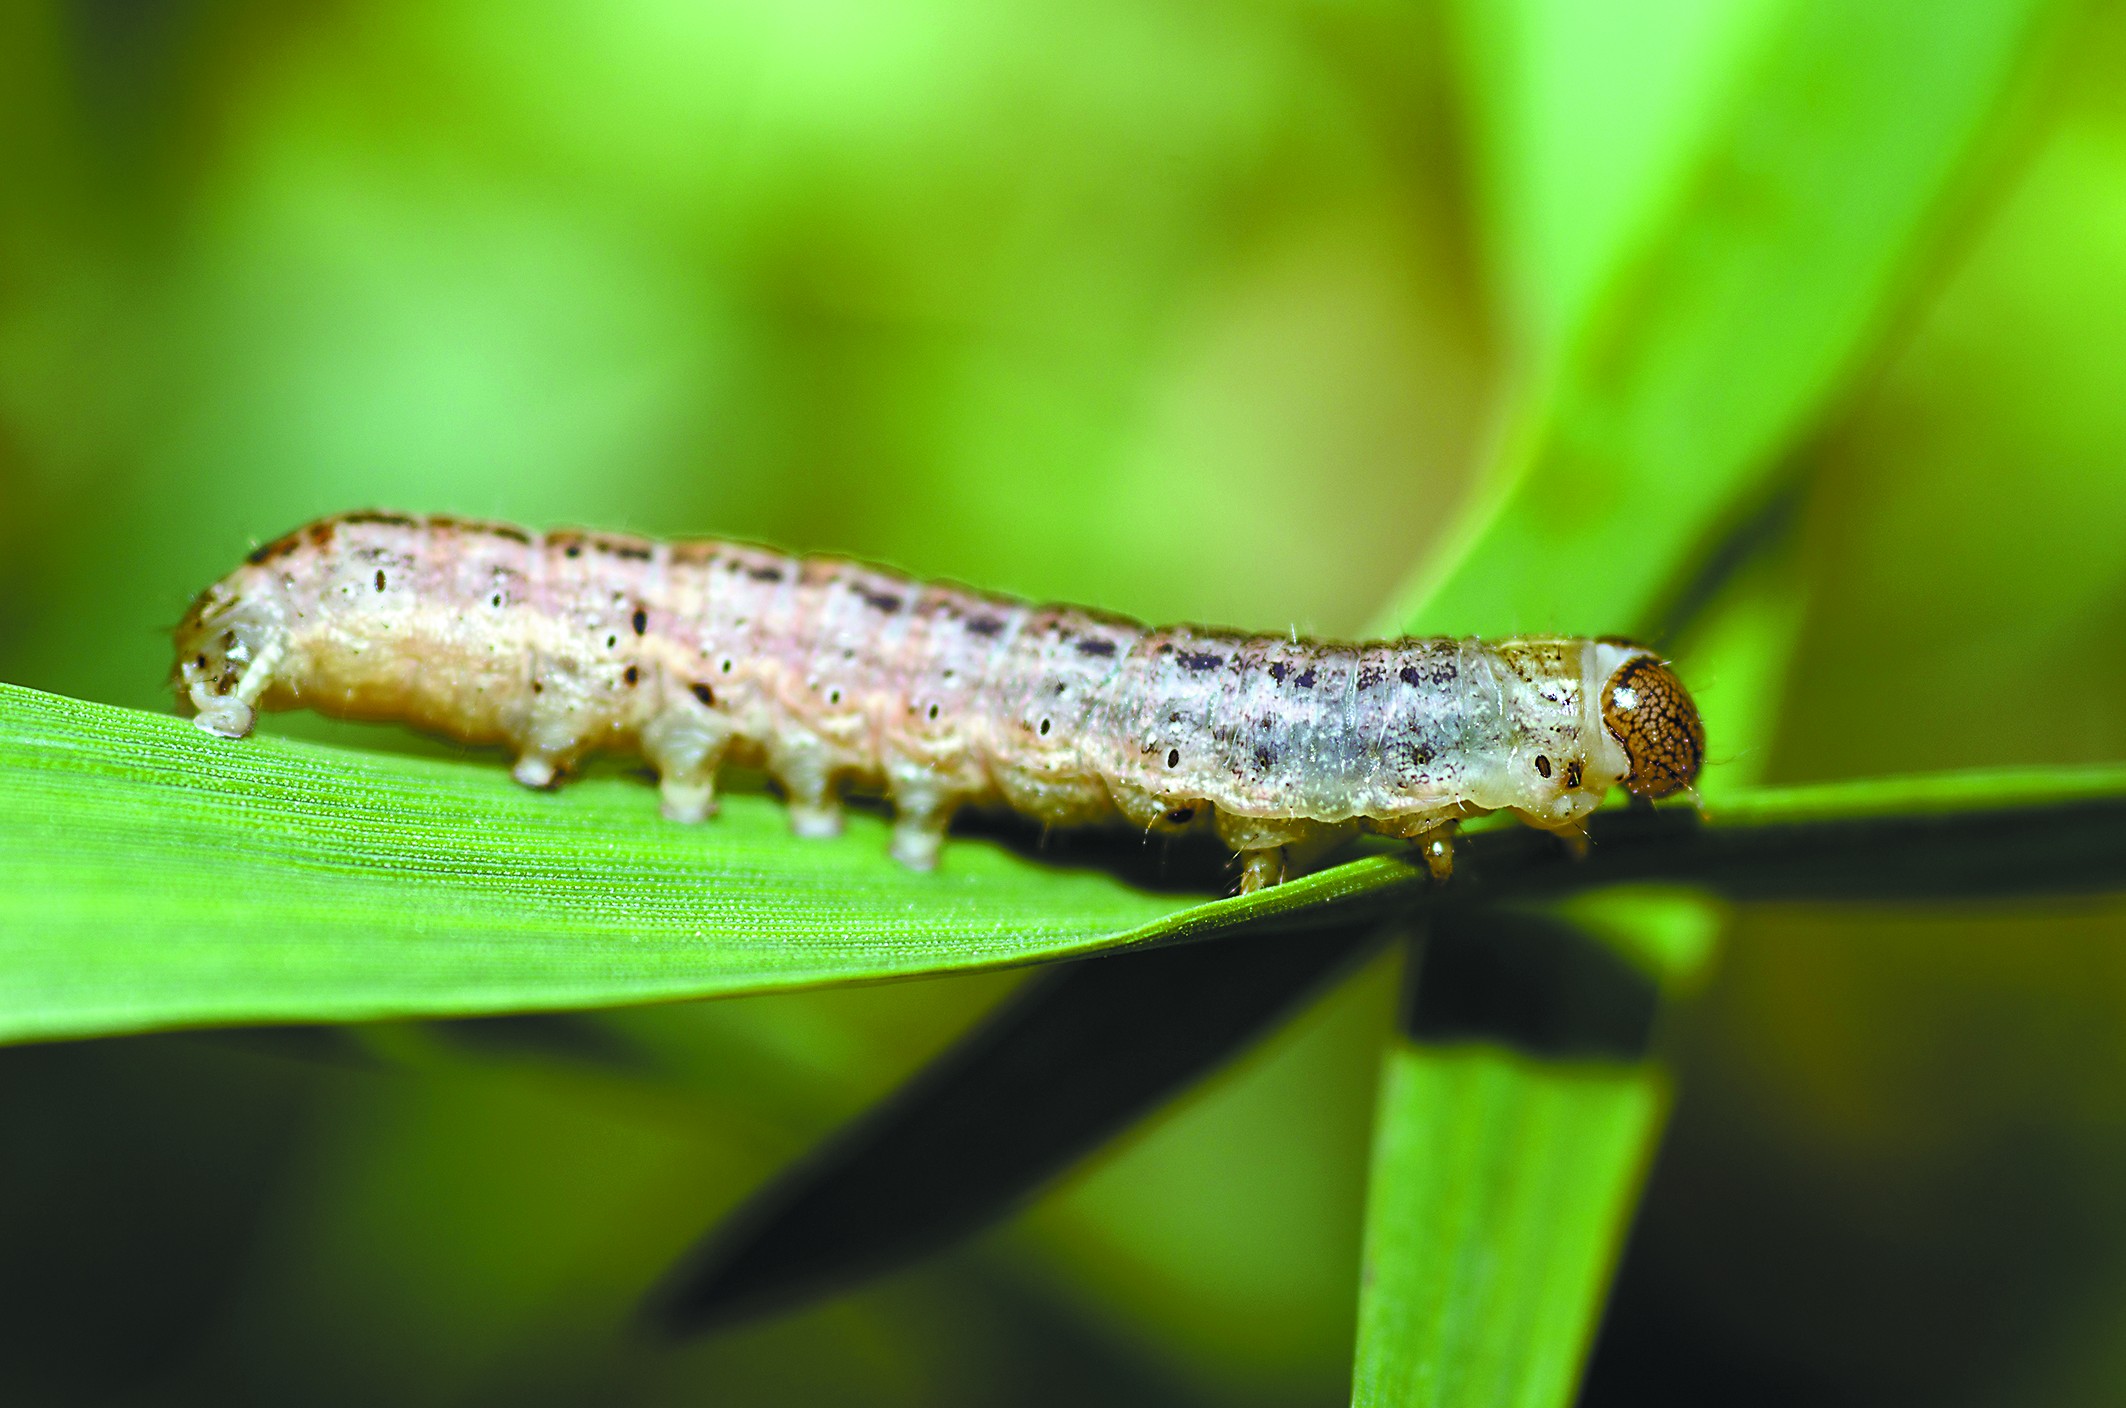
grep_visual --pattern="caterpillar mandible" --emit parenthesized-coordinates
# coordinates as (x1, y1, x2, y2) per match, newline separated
(172, 511, 1705, 892)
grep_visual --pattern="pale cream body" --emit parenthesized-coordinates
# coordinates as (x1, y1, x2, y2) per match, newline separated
(176, 513, 1654, 887)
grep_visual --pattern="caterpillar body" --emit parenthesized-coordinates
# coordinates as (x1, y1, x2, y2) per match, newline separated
(173, 511, 1705, 891)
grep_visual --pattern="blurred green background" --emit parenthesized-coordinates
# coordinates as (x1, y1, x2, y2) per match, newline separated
(2, 0, 2125, 1403)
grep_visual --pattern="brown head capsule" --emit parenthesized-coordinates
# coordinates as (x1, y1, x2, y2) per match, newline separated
(1600, 655, 1704, 798)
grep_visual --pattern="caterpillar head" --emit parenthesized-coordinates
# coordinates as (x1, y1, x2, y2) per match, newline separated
(1599, 653, 1704, 799)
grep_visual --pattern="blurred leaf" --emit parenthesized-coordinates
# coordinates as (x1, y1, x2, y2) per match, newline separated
(1343, 761, 2126, 1408)
(1776, 20, 2126, 782)
(1013, 952, 1397, 1399)
(0, 1033, 331, 1405)
(1348, 724, 2124, 1407)
(1392, 0, 2057, 641)
(649, 919, 1388, 1335)
(1360, 0, 2062, 1400)
(1355, 908, 1664, 1408)
(656, 730, 2122, 1339)
(0, 682, 1265, 1045)
(0, 0, 1486, 719)
(1357, 1057, 1660, 1405)
(7, 677, 2122, 1047)
(1601, 33, 2126, 1394)
(1451, 0, 1784, 350)
(1384, 762, 2126, 911)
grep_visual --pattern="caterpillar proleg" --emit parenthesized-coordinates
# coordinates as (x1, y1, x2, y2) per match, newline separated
(173, 512, 1705, 891)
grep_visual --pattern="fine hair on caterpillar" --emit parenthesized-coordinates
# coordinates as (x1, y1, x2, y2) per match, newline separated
(173, 511, 1707, 893)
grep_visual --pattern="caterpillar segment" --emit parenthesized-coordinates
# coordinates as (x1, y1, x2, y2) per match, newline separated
(174, 511, 1706, 892)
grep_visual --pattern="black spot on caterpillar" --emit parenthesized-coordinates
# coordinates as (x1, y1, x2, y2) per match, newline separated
(173, 511, 1705, 892)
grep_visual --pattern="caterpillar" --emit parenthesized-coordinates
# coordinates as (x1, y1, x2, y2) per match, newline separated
(172, 511, 1705, 892)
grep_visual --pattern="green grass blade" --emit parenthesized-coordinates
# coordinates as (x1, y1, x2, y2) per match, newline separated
(1355, 1050, 1662, 1407)
(1352, 901, 1666, 1408)
(1277, 763, 2126, 922)
(1463, 765, 2126, 907)
(648, 918, 1389, 1334)
(7, 674, 2119, 1046)
(1394, 0, 2058, 642)
(1355, 907, 1666, 1408)
(661, 757, 2120, 1333)
(0, 683, 1250, 1044)
(1359, 0, 2064, 1397)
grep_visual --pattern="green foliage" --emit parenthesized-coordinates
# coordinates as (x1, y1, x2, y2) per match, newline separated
(1401, 0, 2056, 641)
(2, 0, 2125, 1403)
(10, 672, 2117, 1049)
(1354, 1053, 1661, 1408)
(0, 683, 1183, 1043)
(1354, 1, 2062, 1400)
